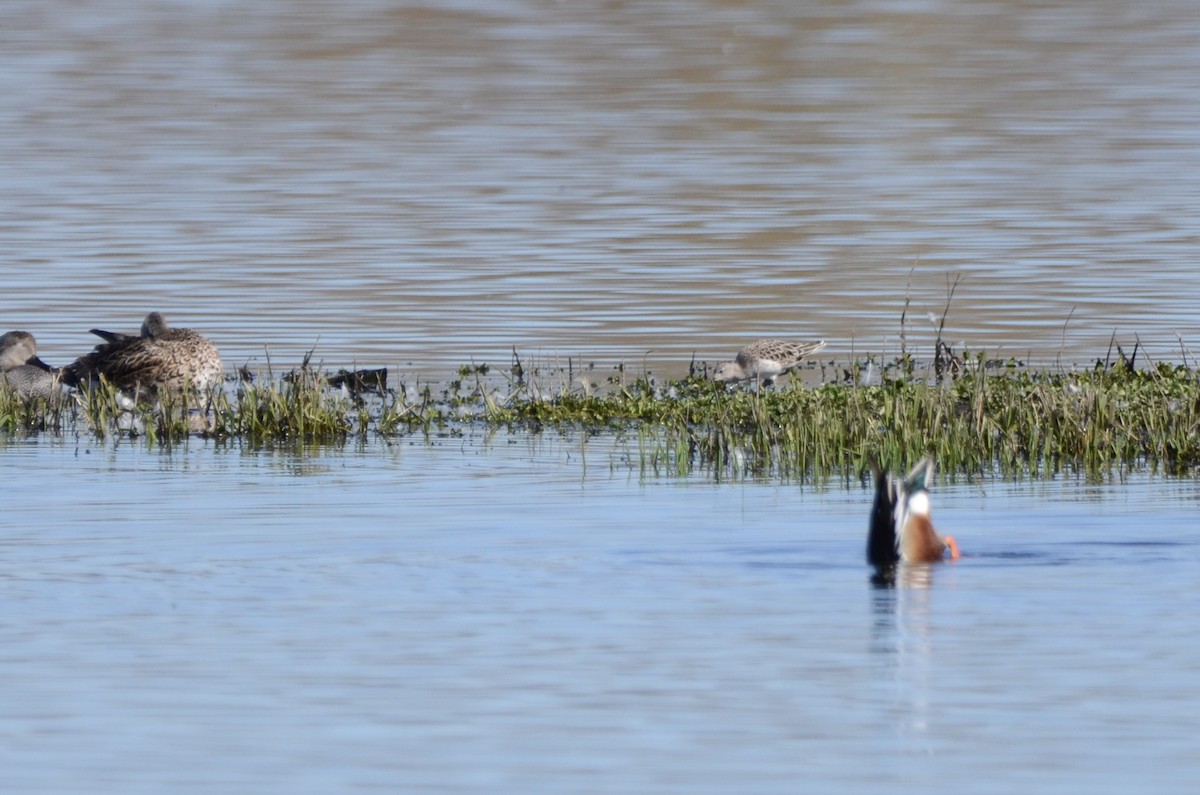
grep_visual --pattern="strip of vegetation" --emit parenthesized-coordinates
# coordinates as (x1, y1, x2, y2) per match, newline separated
(3, 351, 1200, 480)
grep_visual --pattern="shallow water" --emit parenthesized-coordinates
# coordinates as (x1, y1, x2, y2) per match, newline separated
(1, 434, 1198, 793)
(2, 0, 1200, 377)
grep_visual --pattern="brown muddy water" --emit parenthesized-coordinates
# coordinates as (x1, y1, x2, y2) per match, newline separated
(2, 1, 1200, 792)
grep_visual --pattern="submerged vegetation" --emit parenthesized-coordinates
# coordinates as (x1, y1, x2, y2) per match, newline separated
(3, 347, 1200, 481)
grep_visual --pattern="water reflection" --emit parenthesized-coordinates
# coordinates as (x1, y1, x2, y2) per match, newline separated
(870, 564, 942, 760)
(870, 562, 939, 591)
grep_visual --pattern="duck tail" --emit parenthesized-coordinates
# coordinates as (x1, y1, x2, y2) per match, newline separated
(867, 460, 900, 569)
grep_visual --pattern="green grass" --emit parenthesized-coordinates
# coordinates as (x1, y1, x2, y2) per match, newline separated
(8, 354, 1200, 480)
(0, 387, 73, 435)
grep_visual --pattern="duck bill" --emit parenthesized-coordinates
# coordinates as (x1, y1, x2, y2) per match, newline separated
(27, 355, 57, 373)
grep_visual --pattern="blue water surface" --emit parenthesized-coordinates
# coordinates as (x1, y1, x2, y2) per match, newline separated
(0, 434, 1195, 793)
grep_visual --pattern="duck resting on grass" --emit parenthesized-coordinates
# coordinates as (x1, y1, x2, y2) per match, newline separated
(712, 338, 826, 389)
(63, 312, 223, 399)
(868, 457, 960, 572)
(0, 330, 61, 401)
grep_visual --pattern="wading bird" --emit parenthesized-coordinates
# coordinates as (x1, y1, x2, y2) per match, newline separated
(712, 338, 826, 389)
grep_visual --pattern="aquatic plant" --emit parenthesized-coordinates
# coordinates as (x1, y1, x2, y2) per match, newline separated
(0, 386, 73, 434)
(9, 349, 1200, 481)
(472, 353, 1200, 481)
(211, 369, 356, 443)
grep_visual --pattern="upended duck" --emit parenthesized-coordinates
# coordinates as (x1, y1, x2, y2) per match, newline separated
(868, 457, 960, 570)
(63, 312, 223, 397)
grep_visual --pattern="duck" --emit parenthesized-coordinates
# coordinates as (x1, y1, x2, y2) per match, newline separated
(0, 330, 62, 401)
(867, 457, 959, 570)
(63, 312, 223, 397)
(713, 339, 826, 388)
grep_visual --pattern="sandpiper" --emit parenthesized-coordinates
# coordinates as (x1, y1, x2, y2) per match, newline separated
(713, 339, 826, 388)
(64, 312, 223, 397)
(0, 330, 61, 401)
(867, 457, 960, 572)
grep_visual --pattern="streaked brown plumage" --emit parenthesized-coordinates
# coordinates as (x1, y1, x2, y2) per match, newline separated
(713, 339, 827, 387)
(64, 312, 223, 396)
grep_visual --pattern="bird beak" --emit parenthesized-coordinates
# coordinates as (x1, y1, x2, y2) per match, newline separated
(28, 356, 57, 373)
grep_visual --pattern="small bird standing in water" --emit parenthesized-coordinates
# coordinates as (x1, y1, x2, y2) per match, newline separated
(867, 457, 960, 571)
(713, 338, 826, 389)
(0, 330, 61, 401)
(64, 312, 223, 397)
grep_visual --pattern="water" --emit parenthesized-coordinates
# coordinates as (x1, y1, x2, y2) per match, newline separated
(2, 0, 1200, 791)
(1, 0, 1199, 375)
(1, 435, 1197, 793)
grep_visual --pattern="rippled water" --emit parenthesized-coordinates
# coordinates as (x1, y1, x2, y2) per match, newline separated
(1, 434, 1198, 793)
(3, 1, 1200, 791)
(2, 0, 1200, 377)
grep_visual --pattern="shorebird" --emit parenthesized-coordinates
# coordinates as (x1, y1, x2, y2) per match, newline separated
(867, 457, 960, 571)
(713, 339, 826, 388)
(63, 312, 223, 397)
(0, 330, 61, 401)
